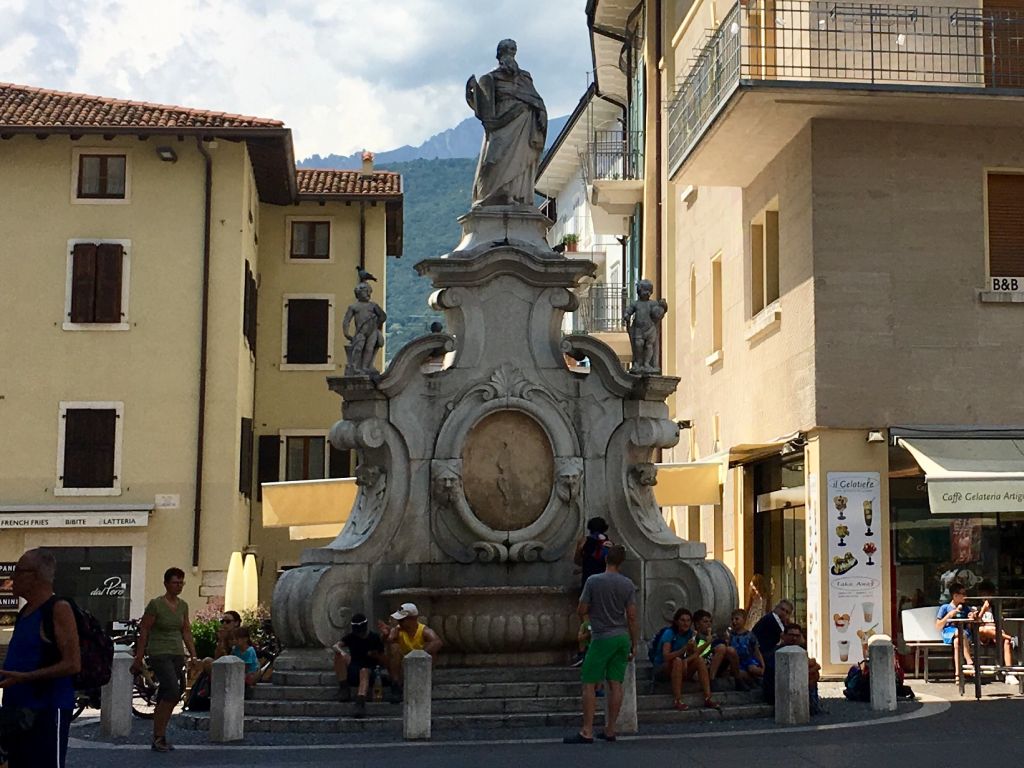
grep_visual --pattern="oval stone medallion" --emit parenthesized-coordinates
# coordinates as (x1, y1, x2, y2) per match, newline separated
(461, 410, 553, 530)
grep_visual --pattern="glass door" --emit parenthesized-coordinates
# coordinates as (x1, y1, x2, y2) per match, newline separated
(41, 546, 132, 627)
(755, 504, 807, 628)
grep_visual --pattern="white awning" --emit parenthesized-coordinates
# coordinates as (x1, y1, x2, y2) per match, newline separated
(899, 438, 1024, 513)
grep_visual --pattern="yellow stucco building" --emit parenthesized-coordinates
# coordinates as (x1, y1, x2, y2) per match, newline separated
(0, 83, 402, 625)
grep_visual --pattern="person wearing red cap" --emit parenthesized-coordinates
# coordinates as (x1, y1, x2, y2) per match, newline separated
(378, 603, 442, 703)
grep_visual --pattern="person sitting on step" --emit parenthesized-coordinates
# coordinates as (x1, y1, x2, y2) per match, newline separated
(332, 613, 386, 717)
(379, 603, 442, 703)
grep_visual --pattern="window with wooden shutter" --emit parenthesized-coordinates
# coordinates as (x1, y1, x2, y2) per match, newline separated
(243, 262, 258, 351)
(68, 242, 125, 325)
(283, 296, 332, 366)
(256, 435, 281, 502)
(62, 408, 117, 488)
(290, 221, 331, 259)
(239, 417, 254, 497)
(987, 173, 1024, 279)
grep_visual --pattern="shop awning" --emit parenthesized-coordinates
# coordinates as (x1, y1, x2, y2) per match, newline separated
(899, 438, 1024, 513)
(652, 461, 722, 506)
(261, 478, 357, 529)
(288, 524, 343, 541)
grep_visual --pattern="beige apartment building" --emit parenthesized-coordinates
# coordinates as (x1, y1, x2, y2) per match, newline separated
(573, 0, 1024, 673)
(0, 83, 401, 625)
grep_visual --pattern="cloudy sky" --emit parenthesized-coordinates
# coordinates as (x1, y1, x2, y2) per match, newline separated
(0, 0, 594, 158)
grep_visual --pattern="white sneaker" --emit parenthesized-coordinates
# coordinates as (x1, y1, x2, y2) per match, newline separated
(1005, 674, 1019, 686)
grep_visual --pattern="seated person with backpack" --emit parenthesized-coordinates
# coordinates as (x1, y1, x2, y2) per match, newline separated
(650, 608, 720, 711)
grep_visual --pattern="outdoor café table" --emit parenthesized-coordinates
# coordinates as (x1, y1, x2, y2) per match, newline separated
(952, 596, 1024, 700)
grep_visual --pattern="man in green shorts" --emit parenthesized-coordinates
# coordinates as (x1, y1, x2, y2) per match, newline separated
(565, 545, 638, 744)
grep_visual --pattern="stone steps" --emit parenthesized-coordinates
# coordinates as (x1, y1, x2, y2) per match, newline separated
(272, 665, 585, 687)
(242, 689, 760, 717)
(179, 703, 774, 734)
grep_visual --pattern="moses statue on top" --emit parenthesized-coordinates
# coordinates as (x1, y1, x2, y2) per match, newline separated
(466, 39, 548, 207)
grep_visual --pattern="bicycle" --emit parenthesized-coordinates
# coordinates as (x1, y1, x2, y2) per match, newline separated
(111, 618, 193, 719)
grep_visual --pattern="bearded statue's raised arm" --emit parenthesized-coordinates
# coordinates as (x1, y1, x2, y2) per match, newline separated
(466, 39, 548, 208)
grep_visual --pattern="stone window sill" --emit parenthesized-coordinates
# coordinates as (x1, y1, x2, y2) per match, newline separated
(705, 349, 723, 367)
(745, 301, 782, 342)
(978, 290, 1024, 304)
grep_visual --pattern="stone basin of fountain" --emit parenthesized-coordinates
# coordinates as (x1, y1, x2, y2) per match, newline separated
(380, 586, 579, 666)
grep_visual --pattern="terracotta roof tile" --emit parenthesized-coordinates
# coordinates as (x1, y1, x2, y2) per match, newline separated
(0, 82, 284, 129)
(296, 168, 402, 197)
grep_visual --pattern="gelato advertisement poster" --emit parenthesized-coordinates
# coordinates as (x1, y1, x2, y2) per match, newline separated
(827, 472, 882, 666)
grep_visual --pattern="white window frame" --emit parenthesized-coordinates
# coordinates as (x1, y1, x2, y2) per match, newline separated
(63, 238, 131, 331)
(278, 429, 332, 481)
(280, 293, 336, 371)
(55, 401, 124, 497)
(71, 147, 132, 205)
(285, 216, 335, 263)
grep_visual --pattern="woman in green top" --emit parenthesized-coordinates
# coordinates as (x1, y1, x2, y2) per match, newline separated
(133, 567, 197, 752)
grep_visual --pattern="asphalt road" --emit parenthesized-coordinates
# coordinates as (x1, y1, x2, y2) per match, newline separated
(65, 691, 1024, 768)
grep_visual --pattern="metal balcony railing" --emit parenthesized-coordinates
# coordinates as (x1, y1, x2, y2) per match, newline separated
(668, 1, 1024, 171)
(572, 283, 631, 334)
(581, 130, 644, 185)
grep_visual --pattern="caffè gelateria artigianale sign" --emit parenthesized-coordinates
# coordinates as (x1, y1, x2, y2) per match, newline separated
(0, 511, 149, 529)
(928, 479, 1024, 514)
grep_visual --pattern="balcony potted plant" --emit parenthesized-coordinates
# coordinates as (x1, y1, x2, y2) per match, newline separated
(560, 233, 579, 253)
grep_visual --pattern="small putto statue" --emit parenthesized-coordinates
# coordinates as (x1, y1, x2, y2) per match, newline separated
(342, 281, 386, 375)
(623, 278, 668, 375)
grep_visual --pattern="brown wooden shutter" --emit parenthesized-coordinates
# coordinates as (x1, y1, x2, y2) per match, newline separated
(988, 173, 1024, 277)
(386, 201, 403, 257)
(243, 262, 257, 351)
(257, 435, 281, 501)
(328, 446, 352, 478)
(239, 417, 254, 497)
(70, 244, 98, 322)
(63, 408, 116, 488)
(93, 243, 124, 322)
(285, 298, 330, 364)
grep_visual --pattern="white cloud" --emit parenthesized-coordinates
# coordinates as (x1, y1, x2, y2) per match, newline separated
(0, 0, 592, 158)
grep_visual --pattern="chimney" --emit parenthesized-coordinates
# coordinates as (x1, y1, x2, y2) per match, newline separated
(360, 150, 374, 177)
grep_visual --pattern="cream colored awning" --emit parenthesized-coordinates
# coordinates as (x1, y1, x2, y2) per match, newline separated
(899, 438, 1024, 513)
(653, 461, 722, 506)
(261, 477, 357, 528)
(288, 524, 343, 541)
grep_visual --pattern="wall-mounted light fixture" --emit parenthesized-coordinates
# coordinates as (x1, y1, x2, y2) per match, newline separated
(866, 430, 886, 443)
(676, 419, 693, 430)
(155, 146, 177, 163)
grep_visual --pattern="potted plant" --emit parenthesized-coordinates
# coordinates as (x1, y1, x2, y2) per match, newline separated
(560, 233, 579, 253)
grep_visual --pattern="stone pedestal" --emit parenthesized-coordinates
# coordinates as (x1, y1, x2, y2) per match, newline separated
(868, 635, 897, 712)
(100, 652, 133, 738)
(272, 206, 737, 660)
(403, 650, 432, 740)
(775, 647, 810, 725)
(210, 656, 245, 743)
(614, 659, 638, 735)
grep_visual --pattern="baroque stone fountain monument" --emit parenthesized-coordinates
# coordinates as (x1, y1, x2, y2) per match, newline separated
(273, 40, 736, 665)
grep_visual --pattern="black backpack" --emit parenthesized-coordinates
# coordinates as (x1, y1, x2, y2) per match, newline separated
(648, 626, 672, 665)
(843, 662, 871, 702)
(41, 596, 114, 690)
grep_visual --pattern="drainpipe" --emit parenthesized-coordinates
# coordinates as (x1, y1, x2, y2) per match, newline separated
(359, 202, 366, 270)
(192, 137, 213, 568)
(655, 0, 664, 346)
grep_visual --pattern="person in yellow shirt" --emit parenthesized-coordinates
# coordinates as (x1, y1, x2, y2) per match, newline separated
(379, 603, 442, 703)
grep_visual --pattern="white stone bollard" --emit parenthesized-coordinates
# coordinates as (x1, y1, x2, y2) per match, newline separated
(613, 658, 638, 734)
(100, 652, 133, 737)
(774, 646, 810, 725)
(403, 650, 432, 740)
(210, 655, 245, 742)
(868, 634, 897, 712)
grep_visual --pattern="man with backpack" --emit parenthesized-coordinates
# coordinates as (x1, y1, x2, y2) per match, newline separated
(0, 549, 80, 768)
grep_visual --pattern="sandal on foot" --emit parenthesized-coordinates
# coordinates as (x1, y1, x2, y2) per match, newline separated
(704, 697, 721, 710)
(563, 732, 594, 744)
(596, 731, 617, 742)
(673, 698, 689, 711)
(151, 738, 172, 753)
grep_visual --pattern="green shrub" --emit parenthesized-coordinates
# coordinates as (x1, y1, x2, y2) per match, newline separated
(191, 617, 220, 658)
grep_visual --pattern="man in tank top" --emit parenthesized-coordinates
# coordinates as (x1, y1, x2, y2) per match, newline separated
(380, 603, 442, 703)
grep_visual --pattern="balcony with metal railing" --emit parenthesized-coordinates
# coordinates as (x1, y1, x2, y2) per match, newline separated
(668, 1, 1024, 184)
(571, 282, 631, 336)
(582, 131, 645, 234)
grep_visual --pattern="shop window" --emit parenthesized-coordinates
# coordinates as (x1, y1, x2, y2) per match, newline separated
(73, 149, 129, 202)
(289, 220, 332, 261)
(986, 172, 1024, 288)
(41, 546, 132, 627)
(750, 203, 780, 316)
(281, 294, 334, 369)
(65, 241, 130, 330)
(56, 402, 123, 496)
